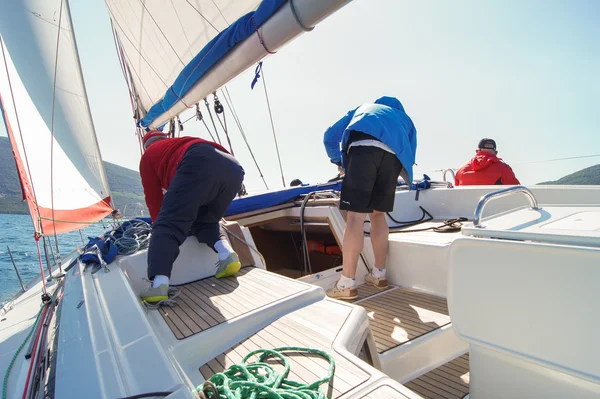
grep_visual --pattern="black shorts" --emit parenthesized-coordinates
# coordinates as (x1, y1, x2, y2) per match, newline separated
(340, 146, 403, 213)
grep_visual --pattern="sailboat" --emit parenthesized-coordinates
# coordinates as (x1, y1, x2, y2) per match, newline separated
(2, 0, 600, 398)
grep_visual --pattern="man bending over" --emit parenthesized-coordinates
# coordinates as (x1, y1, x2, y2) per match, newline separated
(139, 131, 245, 303)
(323, 96, 417, 300)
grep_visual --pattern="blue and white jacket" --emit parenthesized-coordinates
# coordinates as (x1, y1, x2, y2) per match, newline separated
(323, 96, 417, 183)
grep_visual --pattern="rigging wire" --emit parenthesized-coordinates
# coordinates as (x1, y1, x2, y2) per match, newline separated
(120, 53, 152, 123)
(169, 0, 194, 59)
(183, 0, 221, 34)
(437, 153, 600, 175)
(300, 193, 316, 275)
(109, 24, 152, 155)
(136, 0, 185, 66)
(216, 111, 230, 152)
(213, 94, 235, 155)
(260, 65, 286, 187)
(109, 20, 135, 110)
(197, 105, 217, 142)
(42, 237, 55, 281)
(211, 97, 247, 195)
(216, 109, 234, 154)
(104, 3, 170, 89)
(111, 23, 153, 115)
(211, 0, 230, 25)
(513, 153, 600, 165)
(181, 113, 196, 125)
(109, 18, 147, 123)
(49, 0, 66, 270)
(107, 7, 150, 156)
(203, 98, 222, 145)
(221, 87, 269, 190)
(33, 239, 48, 295)
(180, 104, 217, 142)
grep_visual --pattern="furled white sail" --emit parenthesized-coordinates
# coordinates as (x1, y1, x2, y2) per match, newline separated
(0, 0, 112, 234)
(106, 0, 352, 128)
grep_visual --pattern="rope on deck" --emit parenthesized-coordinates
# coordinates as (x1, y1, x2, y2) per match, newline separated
(195, 347, 335, 399)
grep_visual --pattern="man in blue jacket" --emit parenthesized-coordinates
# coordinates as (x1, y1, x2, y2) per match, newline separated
(323, 96, 417, 300)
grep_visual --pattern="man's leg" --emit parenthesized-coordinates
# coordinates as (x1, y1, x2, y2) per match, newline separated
(192, 219, 226, 251)
(327, 146, 382, 300)
(192, 220, 240, 278)
(365, 152, 404, 288)
(341, 211, 367, 280)
(190, 147, 245, 278)
(143, 147, 220, 302)
(369, 210, 389, 269)
(365, 210, 390, 287)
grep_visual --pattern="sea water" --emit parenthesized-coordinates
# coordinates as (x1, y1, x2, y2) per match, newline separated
(0, 214, 106, 303)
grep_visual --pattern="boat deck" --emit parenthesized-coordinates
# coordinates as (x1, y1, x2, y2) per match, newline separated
(159, 267, 310, 339)
(387, 221, 465, 244)
(199, 300, 371, 398)
(405, 354, 470, 399)
(158, 267, 454, 396)
(351, 285, 451, 353)
(362, 384, 413, 398)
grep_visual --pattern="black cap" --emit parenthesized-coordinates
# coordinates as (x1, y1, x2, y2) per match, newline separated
(478, 138, 496, 151)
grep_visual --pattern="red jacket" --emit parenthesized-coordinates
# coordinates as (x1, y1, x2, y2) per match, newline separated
(455, 151, 520, 186)
(139, 137, 228, 221)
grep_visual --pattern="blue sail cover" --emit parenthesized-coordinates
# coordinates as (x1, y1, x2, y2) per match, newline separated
(225, 181, 343, 216)
(224, 176, 433, 217)
(140, 0, 287, 128)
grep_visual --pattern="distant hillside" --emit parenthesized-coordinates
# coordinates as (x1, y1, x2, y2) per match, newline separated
(102, 161, 148, 217)
(538, 164, 600, 185)
(0, 136, 147, 216)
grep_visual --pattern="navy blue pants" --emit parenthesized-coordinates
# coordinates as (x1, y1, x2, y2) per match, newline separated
(147, 143, 245, 279)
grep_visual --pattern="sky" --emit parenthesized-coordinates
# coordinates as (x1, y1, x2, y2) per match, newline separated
(2, 0, 599, 193)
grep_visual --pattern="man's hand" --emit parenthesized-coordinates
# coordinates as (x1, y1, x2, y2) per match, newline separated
(330, 159, 344, 176)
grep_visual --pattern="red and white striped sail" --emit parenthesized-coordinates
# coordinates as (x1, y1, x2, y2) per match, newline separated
(0, 0, 112, 235)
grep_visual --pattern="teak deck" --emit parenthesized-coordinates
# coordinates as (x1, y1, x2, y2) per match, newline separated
(405, 354, 470, 399)
(159, 267, 308, 339)
(199, 300, 371, 398)
(353, 286, 451, 353)
(160, 266, 459, 398)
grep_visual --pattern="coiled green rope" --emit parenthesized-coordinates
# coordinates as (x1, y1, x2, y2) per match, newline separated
(2, 304, 45, 399)
(195, 347, 335, 399)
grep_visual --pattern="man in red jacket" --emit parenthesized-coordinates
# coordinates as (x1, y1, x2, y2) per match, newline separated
(139, 131, 245, 303)
(455, 139, 520, 186)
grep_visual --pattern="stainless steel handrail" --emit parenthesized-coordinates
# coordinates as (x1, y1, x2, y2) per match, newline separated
(442, 168, 456, 183)
(474, 186, 540, 227)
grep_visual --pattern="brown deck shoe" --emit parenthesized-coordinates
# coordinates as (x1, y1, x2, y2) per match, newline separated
(365, 272, 388, 289)
(326, 284, 358, 300)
